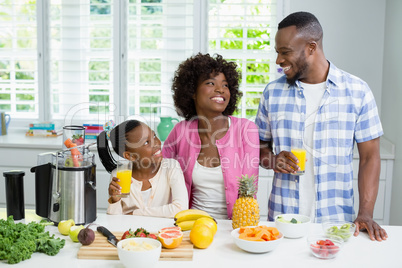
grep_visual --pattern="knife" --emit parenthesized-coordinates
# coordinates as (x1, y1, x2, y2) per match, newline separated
(97, 226, 119, 247)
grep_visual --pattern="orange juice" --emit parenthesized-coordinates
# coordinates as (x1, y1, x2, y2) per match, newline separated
(116, 169, 132, 196)
(291, 148, 306, 175)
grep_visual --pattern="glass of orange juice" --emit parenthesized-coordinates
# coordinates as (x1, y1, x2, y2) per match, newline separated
(291, 139, 306, 175)
(116, 159, 133, 197)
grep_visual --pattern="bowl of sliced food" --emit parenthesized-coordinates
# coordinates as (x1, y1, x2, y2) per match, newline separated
(322, 220, 356, 241)
(274, 214, 311, 238)
(307, 235, 343, 259)
(231, 225, 283, 253)
(117, 237, 162, 268)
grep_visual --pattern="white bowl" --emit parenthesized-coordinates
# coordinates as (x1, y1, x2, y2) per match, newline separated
(274, 214, 311, 238)
(117, 237, 162, 268)
(231, 227, 283, 253)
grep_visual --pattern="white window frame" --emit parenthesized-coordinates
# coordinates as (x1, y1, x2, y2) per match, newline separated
(8, 0, 288, 129)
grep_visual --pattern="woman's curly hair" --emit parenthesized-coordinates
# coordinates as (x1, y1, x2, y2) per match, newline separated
(172, 53, 242, 121)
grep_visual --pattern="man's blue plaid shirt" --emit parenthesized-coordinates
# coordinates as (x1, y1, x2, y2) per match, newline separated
(255, 62, 383, 223)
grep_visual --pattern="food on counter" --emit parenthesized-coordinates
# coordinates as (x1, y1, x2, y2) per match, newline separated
(122, 239, 157, 251)
(158, 228, 183, 249)
(276, 215, 302, 224)
(173, 209, 217, 231)
(69, 225, 85, 242)
(174, 209, 214, 223)
(193, 217, 217, 235)
(175, 220, 196, 231)
(238, 226, 280, 241)
(0, 216, 65, 264)
(121, 227, 157, 240)
(158, 226, 182, 233)
(175, 216, 218, 232)
(232, 175, 260, 229)
(190, 223, 214, 249)
(78, 226, 95, 245)
(310, 239, 340, 259)
(325, 223, 353, 241)
(58, 219, 75, 235)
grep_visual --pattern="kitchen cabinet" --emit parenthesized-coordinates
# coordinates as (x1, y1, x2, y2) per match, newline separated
(0, 130, 395, 224)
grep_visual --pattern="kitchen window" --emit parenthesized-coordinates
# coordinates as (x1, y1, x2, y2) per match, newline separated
(0, 0, 282, 127)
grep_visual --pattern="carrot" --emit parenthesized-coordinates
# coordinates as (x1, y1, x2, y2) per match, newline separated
(64, 138, 82, 167)
(238, 226, 280, 242)
(64, 138, 73, 148)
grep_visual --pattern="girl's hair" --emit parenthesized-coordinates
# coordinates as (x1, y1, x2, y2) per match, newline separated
(171, 53, 242, 121)
(97, 120, 142, 173)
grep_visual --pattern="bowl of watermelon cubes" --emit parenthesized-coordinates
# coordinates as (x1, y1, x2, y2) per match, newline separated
(231, 225, 283, 253)
(307, 235, 343, 259)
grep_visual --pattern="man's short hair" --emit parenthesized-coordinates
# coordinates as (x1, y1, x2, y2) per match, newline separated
(278, 11, 323, 42)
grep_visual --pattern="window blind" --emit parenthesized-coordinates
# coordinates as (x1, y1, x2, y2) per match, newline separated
(0, 0, 280, 125)
(126, 0, 194, 123)
(49, 0, 114, 123)
(208, 0, 278, 119)
(0, 0, 38, 119)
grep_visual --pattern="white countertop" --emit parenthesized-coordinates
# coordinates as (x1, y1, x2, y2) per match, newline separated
(1, 209, 400, 268)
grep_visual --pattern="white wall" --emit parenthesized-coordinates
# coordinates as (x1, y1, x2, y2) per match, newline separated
(381, 0, 402, 226)
(287, 0, 386, 113)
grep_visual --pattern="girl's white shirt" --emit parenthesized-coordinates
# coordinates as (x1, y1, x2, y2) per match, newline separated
(107, 158, 189, 218)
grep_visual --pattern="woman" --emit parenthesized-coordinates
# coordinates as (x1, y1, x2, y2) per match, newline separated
(162, 53, 259, 220)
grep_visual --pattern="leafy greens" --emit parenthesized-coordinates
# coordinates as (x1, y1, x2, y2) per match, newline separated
(0, 215, 65, 264)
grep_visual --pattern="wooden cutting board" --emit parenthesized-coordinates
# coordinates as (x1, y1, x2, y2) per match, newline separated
(77, 231, 193, 261)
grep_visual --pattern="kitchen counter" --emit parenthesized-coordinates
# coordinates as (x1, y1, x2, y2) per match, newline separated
(0, 209, 400, 268)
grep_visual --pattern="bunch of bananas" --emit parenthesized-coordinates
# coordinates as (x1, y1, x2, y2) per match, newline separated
(174, 209, 217, 231)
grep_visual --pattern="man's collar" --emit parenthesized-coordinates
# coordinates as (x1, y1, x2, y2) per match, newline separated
(291, 60, 338, 92)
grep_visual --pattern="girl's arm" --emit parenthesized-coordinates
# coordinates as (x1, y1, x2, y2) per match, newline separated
(132, 164, 189, 218)
(106, 171, 138, 215)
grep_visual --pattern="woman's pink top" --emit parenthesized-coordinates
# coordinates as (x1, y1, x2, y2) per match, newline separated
(162, 116, 260, 219)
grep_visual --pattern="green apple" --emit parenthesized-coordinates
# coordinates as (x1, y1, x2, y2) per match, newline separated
(69, 225, 85, 242)
(58, 219, 75, 236)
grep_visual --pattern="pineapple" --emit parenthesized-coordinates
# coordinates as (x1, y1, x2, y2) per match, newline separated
(232, 175, 260, 229)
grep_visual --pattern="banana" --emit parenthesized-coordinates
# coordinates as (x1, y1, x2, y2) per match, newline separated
(174, 209, 214, 223)
(175, 220, 196, 231)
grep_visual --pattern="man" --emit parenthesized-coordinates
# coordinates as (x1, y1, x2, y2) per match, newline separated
(255, 11, 387, 241)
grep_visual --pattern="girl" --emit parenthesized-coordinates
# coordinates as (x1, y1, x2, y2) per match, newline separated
(97, 120, 188, 217)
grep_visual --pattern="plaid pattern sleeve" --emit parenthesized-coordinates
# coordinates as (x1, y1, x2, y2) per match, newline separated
(255, 84, 272, 142)
(256, 62, 383, 223)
